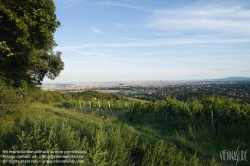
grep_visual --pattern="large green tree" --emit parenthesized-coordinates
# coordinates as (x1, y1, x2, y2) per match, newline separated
(0, 0, 64, 86)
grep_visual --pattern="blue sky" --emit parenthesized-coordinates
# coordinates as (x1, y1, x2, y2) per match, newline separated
(44, 0, 250, 83)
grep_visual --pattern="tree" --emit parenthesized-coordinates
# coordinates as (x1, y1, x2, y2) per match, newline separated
(0, 0, 63, 86)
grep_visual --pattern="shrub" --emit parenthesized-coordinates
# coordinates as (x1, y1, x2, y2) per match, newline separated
(0, 86, 27, 117)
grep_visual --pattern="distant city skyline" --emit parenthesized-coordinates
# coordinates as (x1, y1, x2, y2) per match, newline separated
(44, 0, 250, 83)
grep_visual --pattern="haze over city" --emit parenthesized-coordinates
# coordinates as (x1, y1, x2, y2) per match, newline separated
(44, 0, 250, 83)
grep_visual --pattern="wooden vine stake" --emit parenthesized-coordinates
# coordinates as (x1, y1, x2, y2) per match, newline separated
(98, 101, 101, 115)
(98, 101, 101, 109)
(84, 101, 86, 113)
(79, 99, 81, 110)
(108, 100, 112, 114)
(89, 101, 92, 113)
(164, 105, 168, 125)
(211, 109, 214, 136)
(132, 102, 134, 111)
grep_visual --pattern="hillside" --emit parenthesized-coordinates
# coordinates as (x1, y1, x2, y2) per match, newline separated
(0, 103, 214, 165)
(1, 92, 250, 165)
(207, 76, 250, 82)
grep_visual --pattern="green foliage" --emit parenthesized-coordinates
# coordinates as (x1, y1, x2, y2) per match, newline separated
(18, 114, 82, 151)
(164, 96, 250, 126)
(70, 90, 127, 101)
(0, 86, 27, 117)
(32, 89, 55, 103)
(1, 89, 248, 165)
(31, 89, 72, 104)
(1, 101, 239, 166)
(0, 0, 63, 86)
(61, 92, 72, 101)
(142, 140, 201, 166)
(0, 118, 20, 151)
(49, 91, 65, 102)
(83, 123, 133, 166)
(14, 110, 135, 165)
(58, 93, 250, 129)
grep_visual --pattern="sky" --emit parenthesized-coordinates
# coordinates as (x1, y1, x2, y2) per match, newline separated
(44, 0, 250, 83)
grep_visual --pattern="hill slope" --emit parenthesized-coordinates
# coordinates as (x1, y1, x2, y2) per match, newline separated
(208, 76, 250, 81)
(1, 102, 249, 165)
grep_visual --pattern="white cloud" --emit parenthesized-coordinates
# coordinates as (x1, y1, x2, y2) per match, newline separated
(56, 37, 250, 50)
(54, 47, 132, 62)
(92, 26, 102, 33)
(55, 47, 105, 58)
(147, 4, 250, 36)
(97, 1, 151, 12)
(88, 52, 105, 58)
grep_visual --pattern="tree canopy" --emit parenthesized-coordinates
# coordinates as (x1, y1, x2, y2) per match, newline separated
(0, 0, 63, 86)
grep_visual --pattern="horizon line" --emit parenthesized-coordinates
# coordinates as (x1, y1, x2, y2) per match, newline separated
(42, 76, 250, 84)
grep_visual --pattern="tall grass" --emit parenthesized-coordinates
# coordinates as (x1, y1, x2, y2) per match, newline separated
(1, 103, 238, 165)
(8, 108, 136, 165)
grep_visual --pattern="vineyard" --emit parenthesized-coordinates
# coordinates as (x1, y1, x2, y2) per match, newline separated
(1, 88, 250, 165)
(55, 95, 250, 136)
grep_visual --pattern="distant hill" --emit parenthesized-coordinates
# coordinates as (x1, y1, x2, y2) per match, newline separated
(207, 76, 250, 82)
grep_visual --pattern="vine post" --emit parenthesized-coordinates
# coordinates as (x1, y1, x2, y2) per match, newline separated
(79, 99, 81, 110)
(89, 101, 92, 113)
(98, 101, 101, 115)
(164, 105, 168, 125)
(84, 101, 86, 113)
(108, 100, 112, 114)
(211, 109, 214, 136)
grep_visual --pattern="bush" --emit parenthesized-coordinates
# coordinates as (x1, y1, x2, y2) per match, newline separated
(18, 114, 82, 151)
(0, 86, 27, 117)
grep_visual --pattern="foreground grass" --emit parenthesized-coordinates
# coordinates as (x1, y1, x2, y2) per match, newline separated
(1, 103, 249, 165)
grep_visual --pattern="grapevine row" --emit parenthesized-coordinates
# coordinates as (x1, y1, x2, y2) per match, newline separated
(58, 96, 250, 126)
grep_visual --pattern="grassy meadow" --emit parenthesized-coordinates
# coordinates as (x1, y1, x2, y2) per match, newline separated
(1, 98, 249, 165)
